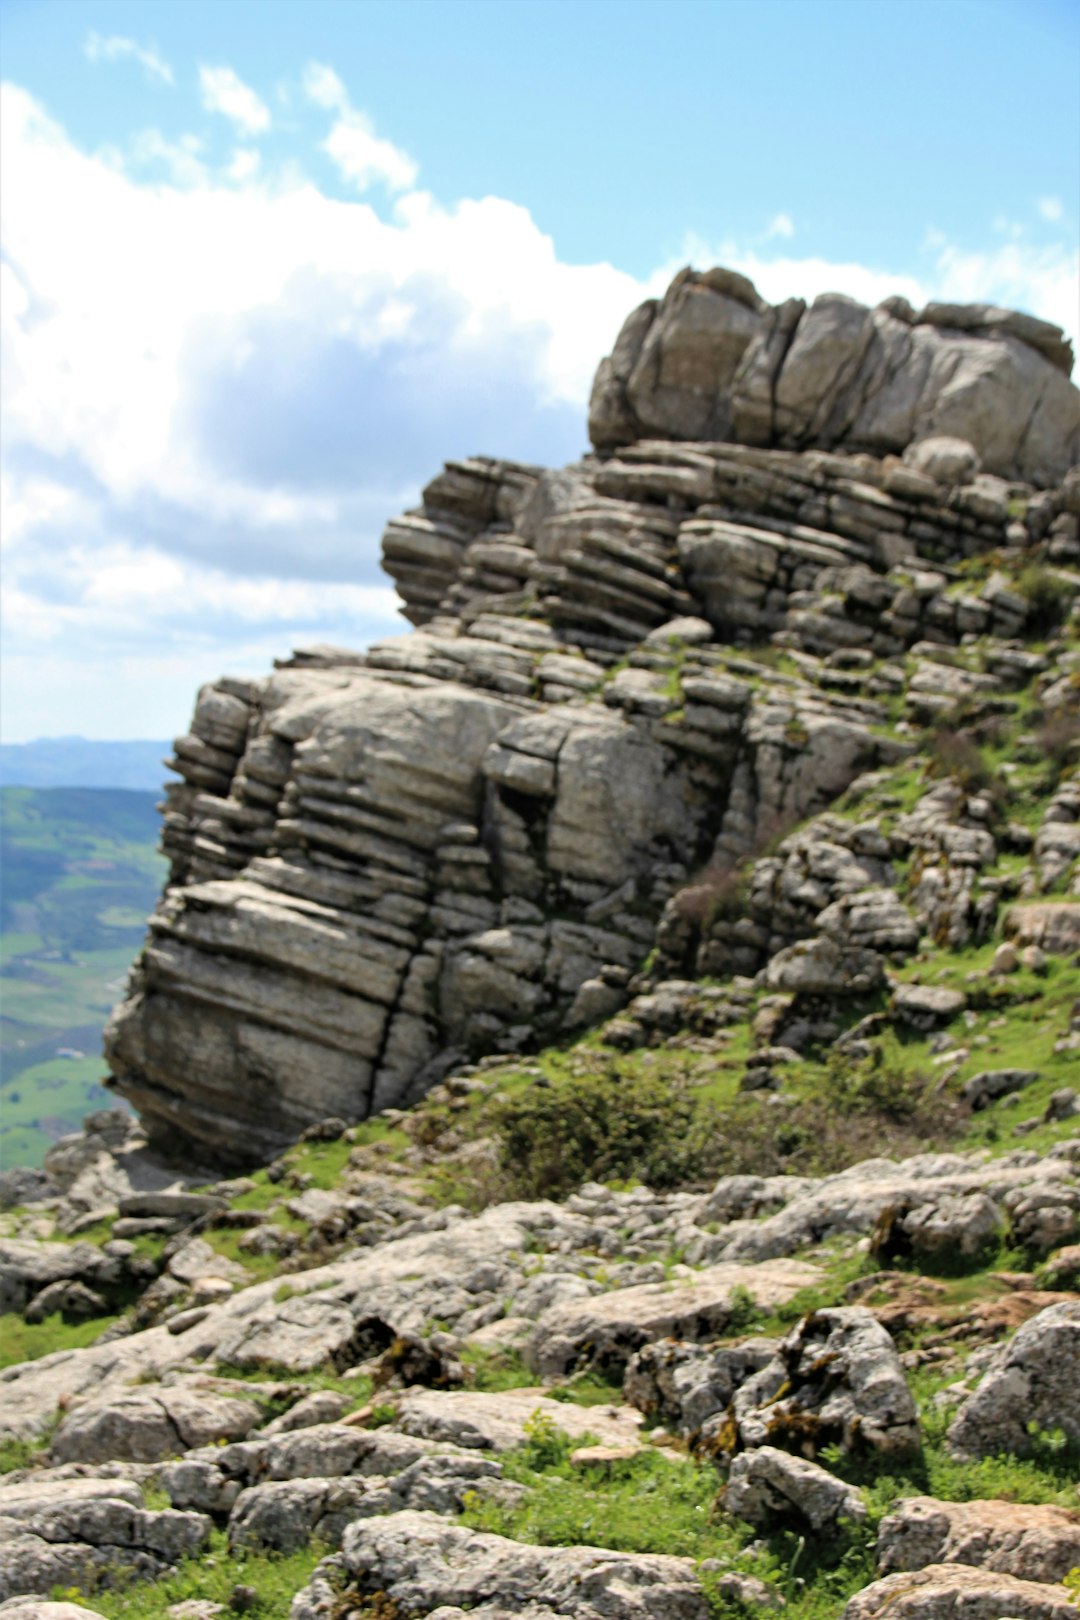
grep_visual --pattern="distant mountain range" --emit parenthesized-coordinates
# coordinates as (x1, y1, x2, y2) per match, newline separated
(0, 738, 174, 793)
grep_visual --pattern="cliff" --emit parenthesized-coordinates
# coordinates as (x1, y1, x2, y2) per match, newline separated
(100, 268, 1080, 1169)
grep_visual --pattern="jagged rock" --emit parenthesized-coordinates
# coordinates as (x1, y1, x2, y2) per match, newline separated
(728, 1306, 919, 1458)
(293, 1510, 713, 1620)
(947, 1301, 1080, 1458)
(24, 1280, 107, 1323)
(1006, 902, 1080, 956)
(623, 1337, 776, 1436)
(256, 1390, 348, 1436)
(876, 1496, 1080, 1584)
(870, 1190, 1007, 1270)
(724, 1445, 867, 1531)
(524, 1259, 820, 1379)
(688, 1152, 1076, 1267)
(764, 935, 886, 995)
(841, 1564, 1075, 1619)
(0, 1239, 129, 1317)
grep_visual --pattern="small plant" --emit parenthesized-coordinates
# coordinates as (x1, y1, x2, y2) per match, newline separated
(521, 1409, 574, 1469)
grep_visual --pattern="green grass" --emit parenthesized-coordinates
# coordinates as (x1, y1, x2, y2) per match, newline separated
(0, 1309, 125, 1367)
(66, 1530, 329, 1618)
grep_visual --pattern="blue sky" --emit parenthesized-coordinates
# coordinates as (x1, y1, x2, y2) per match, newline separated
(2, 0, 1077, 740)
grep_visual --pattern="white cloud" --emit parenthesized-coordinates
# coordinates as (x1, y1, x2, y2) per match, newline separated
(131, 128, 207, 187)
(766, 212, 795, 240)
(84, 32, 173, 86)
(2, 77, 1076, 742)
(198, 65, 271, 137)
(303, 59, 417, 193)
(302, 61, 347, 111)
(1038, 196, 1064, 222)
(227, 148, 261, 182)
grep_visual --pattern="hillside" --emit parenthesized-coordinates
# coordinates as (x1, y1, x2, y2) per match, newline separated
(0, 269, 1077, 1620)
(0, 741, 173, 793)
(0, 788, 166, 1168)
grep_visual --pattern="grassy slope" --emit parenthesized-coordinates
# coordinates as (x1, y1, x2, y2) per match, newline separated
(0, 787, 167, 1167)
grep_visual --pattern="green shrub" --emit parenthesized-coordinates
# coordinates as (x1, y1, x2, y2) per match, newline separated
(1018, 564, 1077, 636)
(489, 1063, 715, 1200)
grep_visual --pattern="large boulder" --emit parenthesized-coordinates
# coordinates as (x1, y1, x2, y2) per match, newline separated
(590, 269, 1079, 487)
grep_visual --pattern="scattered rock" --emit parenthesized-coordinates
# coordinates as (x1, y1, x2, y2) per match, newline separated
(725, 1445, 867, 1531)
(948, 1300, 1080, 1457)
(841, 1563, 1075, 1619)
(877, 1496, 1080, 1584)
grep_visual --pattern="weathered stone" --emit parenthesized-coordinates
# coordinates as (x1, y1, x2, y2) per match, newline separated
(841, 1563, 1075, 1619)
(947, 1301, 1080, 1458)
(525, 1259, 820, 1379)
(49, 1385, 263, 1465)
(877, 1496, 1080, 1584)
(725, 1445, 867, 1531)
(295, 1509, 713, 1619)
(730, 1306, 919, 1458)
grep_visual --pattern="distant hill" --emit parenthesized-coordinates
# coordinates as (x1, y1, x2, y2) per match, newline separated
(0, 738, 174, 792)
(0, 787, 166, 1168)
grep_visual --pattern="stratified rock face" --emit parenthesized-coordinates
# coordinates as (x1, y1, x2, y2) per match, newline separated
(103, 265, 1079, 1167)
(589, 267, 1079, 487)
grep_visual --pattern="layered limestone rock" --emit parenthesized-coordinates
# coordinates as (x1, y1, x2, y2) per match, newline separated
(589, 266, 1079, 486)
(102, 266, 1079, 1166)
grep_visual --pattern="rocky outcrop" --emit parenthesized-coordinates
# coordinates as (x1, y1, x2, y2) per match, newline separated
(95, 265, 1078, 1166)
(589, 267, 1079, 486)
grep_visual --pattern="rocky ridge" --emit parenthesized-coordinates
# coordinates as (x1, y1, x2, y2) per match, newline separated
(100, 268, 1080, 1168)
(1, 266, 1079, 1617)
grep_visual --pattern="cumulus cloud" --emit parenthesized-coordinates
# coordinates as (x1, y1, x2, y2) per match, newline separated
(198, 65, 271, 136)
(1039, 196, 1064, 222)
(303, 58, 417, 192)
(2, 72, 1076, 742)
(84, 32, 173, 86)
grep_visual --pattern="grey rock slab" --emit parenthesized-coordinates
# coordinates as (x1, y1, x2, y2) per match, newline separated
(0, 1203, 568, 1442)
(877, 1496, 1080, 1584)
(314, 1509, 713, 1619)
(525, 1259, 820, 1379)
(228, 1454, 503, 1554)
(947, 1300, 1080, 1458)
(49, 1384, 261, 1465)
(841, 1563, 1076, 1619)
(764, 936, 886, 996)
(892, 984, 967, 1026)
(393, 1390, 644, 1452)
(724, 1445, 867, 1531)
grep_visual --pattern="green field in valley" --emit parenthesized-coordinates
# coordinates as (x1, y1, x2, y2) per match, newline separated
(0, 787, 167, 1169)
